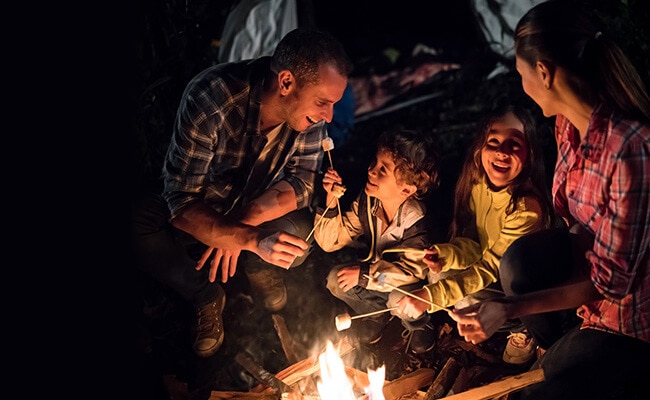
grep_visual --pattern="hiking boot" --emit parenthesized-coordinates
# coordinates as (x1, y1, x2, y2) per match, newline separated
(403, 323, 436, 354)
(246, 268, 287, 312)
(503, 331, 536, 364)
(354, 315, 389, 345)
(193, 285, 226, 358)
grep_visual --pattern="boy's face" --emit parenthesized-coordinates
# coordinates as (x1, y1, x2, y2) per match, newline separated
(480, 111, 529, 190)
(365, 149, 414, 202)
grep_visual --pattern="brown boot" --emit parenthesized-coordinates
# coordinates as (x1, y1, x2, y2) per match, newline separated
(193, 285, 226, 357)
(245, 268, 287, 312)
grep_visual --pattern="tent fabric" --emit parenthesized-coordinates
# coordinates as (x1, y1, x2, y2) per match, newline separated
(218, 0, 298, 63)
(472, 0, 544, 59)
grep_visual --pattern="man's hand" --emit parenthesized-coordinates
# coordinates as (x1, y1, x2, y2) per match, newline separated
(195, 247, 241, 283)
(257, 231, 308, 269)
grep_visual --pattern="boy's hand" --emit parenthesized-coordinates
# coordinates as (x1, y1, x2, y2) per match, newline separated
(336, 265, 360, 291)
(322, 168, 343, 194)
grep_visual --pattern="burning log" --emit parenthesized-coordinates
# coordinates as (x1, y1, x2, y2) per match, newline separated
(379, 368, 435, 400)
(424, 357, 462, 399)
(275, 337, 356, 386)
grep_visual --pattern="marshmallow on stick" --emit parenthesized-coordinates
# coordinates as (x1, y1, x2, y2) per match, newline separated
(322, 137, 335, 168)
(334, 307, 397, 331)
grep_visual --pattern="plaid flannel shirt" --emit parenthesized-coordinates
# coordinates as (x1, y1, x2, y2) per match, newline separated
(553, 105, 650, 343)
(162, 57, 325, 219)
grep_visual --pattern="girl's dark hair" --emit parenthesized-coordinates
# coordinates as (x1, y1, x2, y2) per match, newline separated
(450, 104, 555, 238)
(271, 28, 354, 86)
(514, 0, 650, 121)
(375, 130, 441, 200)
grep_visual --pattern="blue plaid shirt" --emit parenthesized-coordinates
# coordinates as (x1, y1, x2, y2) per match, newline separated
(162, 57, 326, 219)
(553, 105, 650, 343)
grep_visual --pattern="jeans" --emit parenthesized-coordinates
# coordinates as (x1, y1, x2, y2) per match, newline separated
(131, 191, 314, 307)
(326, 263, 424, 320)
(501, 228, 650, 399)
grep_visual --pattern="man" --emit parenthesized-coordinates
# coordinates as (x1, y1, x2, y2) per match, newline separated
(133, 27, 353, 359)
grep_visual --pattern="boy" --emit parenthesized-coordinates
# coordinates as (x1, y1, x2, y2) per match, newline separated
(313, 130, 441, 346)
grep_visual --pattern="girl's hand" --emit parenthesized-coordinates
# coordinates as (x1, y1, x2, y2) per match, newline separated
(423, 247, 444, 273)
(396, 288, 430, 319)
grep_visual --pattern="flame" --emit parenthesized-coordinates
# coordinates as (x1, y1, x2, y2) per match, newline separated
(317, 341, 385, 400)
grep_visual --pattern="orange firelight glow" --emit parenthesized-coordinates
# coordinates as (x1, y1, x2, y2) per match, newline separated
(317, 341, 385, 400)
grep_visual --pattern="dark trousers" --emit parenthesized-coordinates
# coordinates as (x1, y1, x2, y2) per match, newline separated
(131, 191, 315, 307)
(501, 228, 650, 399)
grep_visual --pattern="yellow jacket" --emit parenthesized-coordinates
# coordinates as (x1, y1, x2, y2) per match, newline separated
(424, 177, 545, 311)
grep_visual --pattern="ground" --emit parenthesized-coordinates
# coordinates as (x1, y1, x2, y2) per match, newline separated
(134, 1, 649, 399)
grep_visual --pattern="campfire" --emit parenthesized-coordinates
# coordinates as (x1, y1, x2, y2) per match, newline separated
(316, 341, 385, 400)
(210, 313, 546, 400)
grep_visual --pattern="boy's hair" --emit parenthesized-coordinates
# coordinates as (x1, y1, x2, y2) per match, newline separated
(271, 28, 354, 86)
(450, 103, 555, 238)
(375, 130, 441, 200)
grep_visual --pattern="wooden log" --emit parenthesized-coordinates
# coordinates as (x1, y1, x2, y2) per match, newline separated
(424, 357, 462, 399)
(442, 369, 544, 400)
(375, 368, 435, 400)
(275, 337, 356, 386)
(271, 313, 307, 364)
(453, 338, 501, 364)
(208, 391, 277, 399)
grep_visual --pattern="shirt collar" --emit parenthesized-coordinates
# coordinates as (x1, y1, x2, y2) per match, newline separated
(580, 103, 610, 161)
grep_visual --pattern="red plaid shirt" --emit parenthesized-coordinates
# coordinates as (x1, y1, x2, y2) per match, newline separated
(552, 105, 650, 343)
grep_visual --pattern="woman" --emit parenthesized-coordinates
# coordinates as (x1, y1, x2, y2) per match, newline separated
(450, 1, 650, 399)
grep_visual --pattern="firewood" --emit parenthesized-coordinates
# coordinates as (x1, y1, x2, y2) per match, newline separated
(424, 357, 462, 399)
(271, 314, 307, 364)
(378, 368, 435, 400)
(274, 337, 356, 386)
(208, 391, 277, 399)
(453, 338, 501, 363)
(441, 369, 544, 400)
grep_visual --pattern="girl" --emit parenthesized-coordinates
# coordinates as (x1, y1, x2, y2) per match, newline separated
(390, 103, 554, 355)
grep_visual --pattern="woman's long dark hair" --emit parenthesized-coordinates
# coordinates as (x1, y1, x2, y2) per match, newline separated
(514, 0, 650, 121)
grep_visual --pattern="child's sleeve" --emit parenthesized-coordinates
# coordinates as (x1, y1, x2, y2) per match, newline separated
(313, 193, 364, 252)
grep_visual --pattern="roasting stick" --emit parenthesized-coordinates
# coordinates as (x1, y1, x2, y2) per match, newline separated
(334, 307, 398, 331)
(305, 182, 346, 242)
(321, 137, 342, 218)
(381, 247, 427, 257)
(364, 273, 451, 314)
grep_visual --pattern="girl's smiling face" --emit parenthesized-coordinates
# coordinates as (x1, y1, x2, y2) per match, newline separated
(480, 111, 529, 190)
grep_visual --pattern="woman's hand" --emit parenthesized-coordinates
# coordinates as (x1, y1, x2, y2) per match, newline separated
(449, 300, 509, 344)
